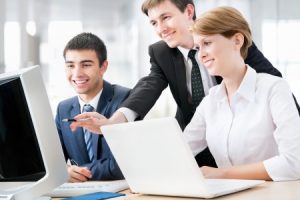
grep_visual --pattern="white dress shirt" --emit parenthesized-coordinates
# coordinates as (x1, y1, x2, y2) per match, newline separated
(118, 47, 216, 121)
(183, 66, 300, 181)
(78, 90, 102, 113)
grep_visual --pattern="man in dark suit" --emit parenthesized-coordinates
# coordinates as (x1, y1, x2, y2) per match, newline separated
(71, 0, 299, 167)
(55, 32, 130, 182)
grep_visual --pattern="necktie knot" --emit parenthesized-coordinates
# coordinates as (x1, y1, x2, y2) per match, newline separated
(188, 49, 198, 65)
(83, 104, 94, 113)
(188, 49, 197, 58)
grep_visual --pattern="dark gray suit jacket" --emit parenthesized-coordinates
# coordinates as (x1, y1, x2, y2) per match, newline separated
(55, 80, 130, 180)
(121, 40, 298, 167)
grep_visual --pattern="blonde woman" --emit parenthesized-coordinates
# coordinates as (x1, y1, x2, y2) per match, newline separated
(184, 6, 300, 181)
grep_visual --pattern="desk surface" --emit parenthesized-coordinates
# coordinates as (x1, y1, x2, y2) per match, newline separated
(53, 180, 300, 200)
(117, 181, 300, 200)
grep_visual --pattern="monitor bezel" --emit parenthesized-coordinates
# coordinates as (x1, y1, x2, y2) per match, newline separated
(0, 66, 68, 199)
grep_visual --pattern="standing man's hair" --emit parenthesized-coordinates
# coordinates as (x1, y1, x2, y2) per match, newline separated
(141, 0, 196, 20)
(63, 32, 107, 66)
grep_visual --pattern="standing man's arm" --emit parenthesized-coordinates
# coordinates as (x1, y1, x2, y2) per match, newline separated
(71, 44, 170, 130)
(120, 49, 169, 119)
(246, 42, 282, 77)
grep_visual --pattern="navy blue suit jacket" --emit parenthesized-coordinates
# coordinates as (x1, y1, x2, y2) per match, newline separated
(55, 80, 130, 180)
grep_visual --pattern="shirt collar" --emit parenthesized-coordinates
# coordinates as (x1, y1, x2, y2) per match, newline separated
(178, 46, 190, 60)
(215, 65, 257, 102)
(236, 65, 256, 102)
(78, 89, 103, 112)
(214, 82, 228, 102)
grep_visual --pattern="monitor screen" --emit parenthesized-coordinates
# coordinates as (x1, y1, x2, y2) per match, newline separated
(0, 77, 46, 181)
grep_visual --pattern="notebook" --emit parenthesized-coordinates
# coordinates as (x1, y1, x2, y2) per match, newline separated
(47, 180, 128, 197)
(63, 192, 125, 200)
(101, 117, 265, 198)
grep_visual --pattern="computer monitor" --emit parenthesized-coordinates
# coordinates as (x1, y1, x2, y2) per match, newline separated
(0, 66, 68, 199)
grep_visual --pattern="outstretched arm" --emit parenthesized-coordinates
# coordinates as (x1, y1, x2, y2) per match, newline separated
(69, 111, 127, 134)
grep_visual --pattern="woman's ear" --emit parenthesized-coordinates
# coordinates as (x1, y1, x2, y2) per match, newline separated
(234, 33, 244, 49)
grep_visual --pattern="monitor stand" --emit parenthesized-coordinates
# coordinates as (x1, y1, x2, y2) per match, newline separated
(1, 196, 51, 200)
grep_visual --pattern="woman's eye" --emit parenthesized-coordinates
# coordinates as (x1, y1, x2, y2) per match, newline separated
(204, 41, 211, 46)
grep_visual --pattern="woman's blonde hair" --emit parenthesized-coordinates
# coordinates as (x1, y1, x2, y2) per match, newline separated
(191, 6, 252, 59)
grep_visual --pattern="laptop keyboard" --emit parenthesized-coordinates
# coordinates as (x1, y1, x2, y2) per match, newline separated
(47, 179, 129, 197)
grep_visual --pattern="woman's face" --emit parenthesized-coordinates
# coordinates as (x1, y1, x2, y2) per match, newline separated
(193, 33, 241, 77)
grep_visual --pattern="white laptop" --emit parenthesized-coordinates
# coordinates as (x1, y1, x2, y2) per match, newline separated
(101, 117, 265, 198)
(47, 180, 129, 197)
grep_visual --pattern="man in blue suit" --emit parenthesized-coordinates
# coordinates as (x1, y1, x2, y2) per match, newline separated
(55, 32, 130, 182)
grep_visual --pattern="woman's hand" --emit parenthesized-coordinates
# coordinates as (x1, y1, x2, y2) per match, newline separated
(201, 166, 226, 179)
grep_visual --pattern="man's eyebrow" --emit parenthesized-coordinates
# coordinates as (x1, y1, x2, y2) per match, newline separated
(80, 60, 94, 64)
(149, 12, 170, 23)
(65, 60, 94, 64)
(149, 17, 158, 24)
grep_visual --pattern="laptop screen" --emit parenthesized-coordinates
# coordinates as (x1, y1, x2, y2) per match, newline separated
(0, 77, 46, 181)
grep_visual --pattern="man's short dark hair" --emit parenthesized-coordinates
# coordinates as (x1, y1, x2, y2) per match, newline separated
(141, 0, 196, 20)
(63, 32, 107, 66)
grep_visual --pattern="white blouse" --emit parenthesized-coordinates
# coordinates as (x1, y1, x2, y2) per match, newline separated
(183, 66, 300, 181)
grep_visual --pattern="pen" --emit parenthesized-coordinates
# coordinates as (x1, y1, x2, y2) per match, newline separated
(70, 159, 79, 166)
(62, 118, 77, 122)
(62, 118, 90, 122)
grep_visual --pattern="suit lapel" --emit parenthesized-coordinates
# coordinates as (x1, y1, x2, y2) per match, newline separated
(172, 48, 193, 112)
(92, 80, 113, 158)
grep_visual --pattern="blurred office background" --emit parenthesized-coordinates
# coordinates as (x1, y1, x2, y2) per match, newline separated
(0, 0, 299, 118)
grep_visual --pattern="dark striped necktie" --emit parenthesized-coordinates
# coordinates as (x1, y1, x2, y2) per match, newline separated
(188, 49, 205, 112)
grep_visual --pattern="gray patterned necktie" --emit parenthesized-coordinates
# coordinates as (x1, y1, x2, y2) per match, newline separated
(82, 104, 94, 162)
(188, 49, 205, 112)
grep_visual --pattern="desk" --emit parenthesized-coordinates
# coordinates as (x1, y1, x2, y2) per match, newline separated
(116, 181, 300, 200)
(53, 180, 300, 200)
